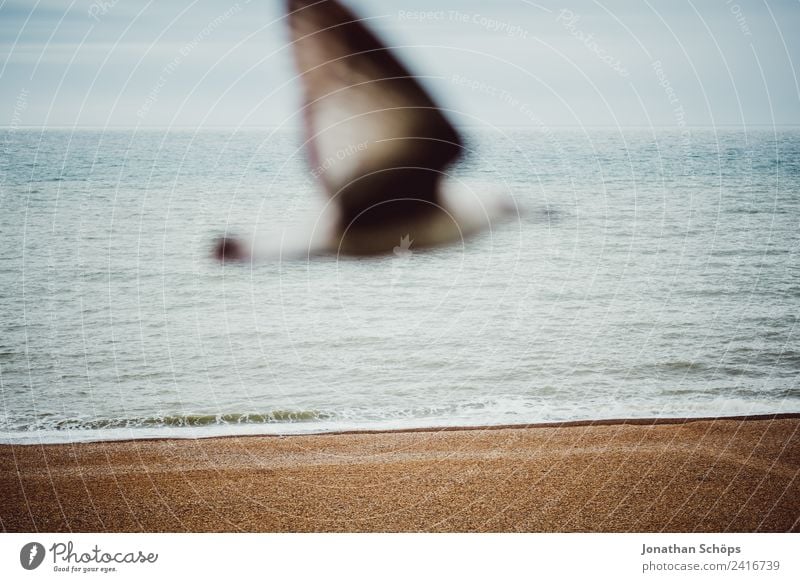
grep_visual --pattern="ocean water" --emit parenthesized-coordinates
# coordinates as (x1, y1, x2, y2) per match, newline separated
(1, 127, 798, 443)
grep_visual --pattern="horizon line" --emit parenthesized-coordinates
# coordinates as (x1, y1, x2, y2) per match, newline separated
(3, 123, 800, 131)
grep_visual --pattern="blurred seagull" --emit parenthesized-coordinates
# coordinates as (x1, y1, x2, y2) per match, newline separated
(215, 0, 515, 261)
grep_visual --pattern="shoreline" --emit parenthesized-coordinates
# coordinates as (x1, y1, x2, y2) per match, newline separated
(4, 411, 799, 446)
(2, 414, 798, 532)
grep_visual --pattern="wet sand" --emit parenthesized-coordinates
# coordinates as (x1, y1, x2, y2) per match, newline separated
(1, 415, 798, 532)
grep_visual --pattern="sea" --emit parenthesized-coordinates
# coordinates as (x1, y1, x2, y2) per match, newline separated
(1, 126, 798, 443)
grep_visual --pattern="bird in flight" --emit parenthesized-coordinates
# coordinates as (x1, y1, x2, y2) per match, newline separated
(215, 0, 515, 261)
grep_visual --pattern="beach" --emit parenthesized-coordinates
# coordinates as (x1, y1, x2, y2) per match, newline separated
(1, 415, 798, 532)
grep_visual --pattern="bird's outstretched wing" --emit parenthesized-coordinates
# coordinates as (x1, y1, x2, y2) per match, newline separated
(286, 0, 462, 231)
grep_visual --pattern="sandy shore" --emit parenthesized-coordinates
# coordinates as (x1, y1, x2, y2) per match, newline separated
(1, 415, 798, 532)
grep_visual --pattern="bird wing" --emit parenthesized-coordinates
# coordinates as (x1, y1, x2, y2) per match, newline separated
(286, 0, 462, 229)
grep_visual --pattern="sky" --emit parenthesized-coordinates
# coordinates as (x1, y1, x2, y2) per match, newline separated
(1, 0, 798, 128)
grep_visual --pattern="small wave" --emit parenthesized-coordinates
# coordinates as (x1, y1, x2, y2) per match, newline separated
(654, 360, 713, 373)
(48, 410, 334, 431)
(6, 398, 512, 437)
(729, 386, 800, 399)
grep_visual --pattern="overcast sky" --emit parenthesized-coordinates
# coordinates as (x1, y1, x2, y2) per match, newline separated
(1, 0, 798, 128)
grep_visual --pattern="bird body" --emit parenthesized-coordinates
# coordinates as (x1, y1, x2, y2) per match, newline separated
(215, 0, 515, 262)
